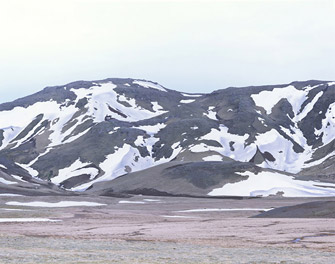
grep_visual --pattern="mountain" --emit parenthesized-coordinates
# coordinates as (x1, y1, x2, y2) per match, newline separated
(254, 201, 335, 218)
(1, 78, 335, 197)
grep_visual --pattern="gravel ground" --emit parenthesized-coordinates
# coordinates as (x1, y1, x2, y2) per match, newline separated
(1, 195, 335, 263)
(1, 236, 335, 264)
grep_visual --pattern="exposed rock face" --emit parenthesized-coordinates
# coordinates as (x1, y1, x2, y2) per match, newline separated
(1, 78, 335, 197)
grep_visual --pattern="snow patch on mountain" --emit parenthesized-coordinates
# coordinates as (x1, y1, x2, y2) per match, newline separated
(134, 135, 145, 146)
(294, 91, 324, 121)
(303, 149, 335, 169)
(208, 171, 335, 197)
(151, 102, 166, 112)
(0, 101, 75, 149)
(203, 106, 218, 120)
(72, 83, 167, 123)
(315, 102, 335, 145)
(181, 93, 202, 97)
(255, 129, 311, 173)
(180, 99, 195, 104)
(11, 175, 28, 183)
(202, 155, 223, 161)
(133, 80, 167, 92)
(0, 127, 21, 150)
(200, 125, 254, 161)
(72, 142, 170, 191)
(251, 85, 308, 115)
(62, 127, 92, 145)
(0, 178, 17, 185)
(16, 163, 39, 177)
(51, 159, 99, 185)
(133, 123, 166, 135)
(0, 102, 55, 129)
(189, 143, 211, 153)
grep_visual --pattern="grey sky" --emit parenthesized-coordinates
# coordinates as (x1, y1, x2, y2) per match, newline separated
(0, 0, 334, 103)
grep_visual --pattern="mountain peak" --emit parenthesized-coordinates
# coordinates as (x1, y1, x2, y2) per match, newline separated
(1, 79, 335, 197)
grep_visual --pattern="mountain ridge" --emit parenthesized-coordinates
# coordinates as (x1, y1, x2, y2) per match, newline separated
(1, 78, 335, 197)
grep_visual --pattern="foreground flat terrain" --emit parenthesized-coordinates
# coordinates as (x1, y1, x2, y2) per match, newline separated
(1, 195, 335, 263)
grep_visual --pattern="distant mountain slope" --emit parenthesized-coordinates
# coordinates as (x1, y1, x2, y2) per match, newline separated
(254, 201, 335, 218)
(1, 78, 335, 197)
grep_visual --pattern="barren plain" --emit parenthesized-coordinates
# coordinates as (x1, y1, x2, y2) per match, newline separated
(1, 195, 335, 263)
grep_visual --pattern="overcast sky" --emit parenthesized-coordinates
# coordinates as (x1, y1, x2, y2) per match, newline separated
(0, 0, 334, 103)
